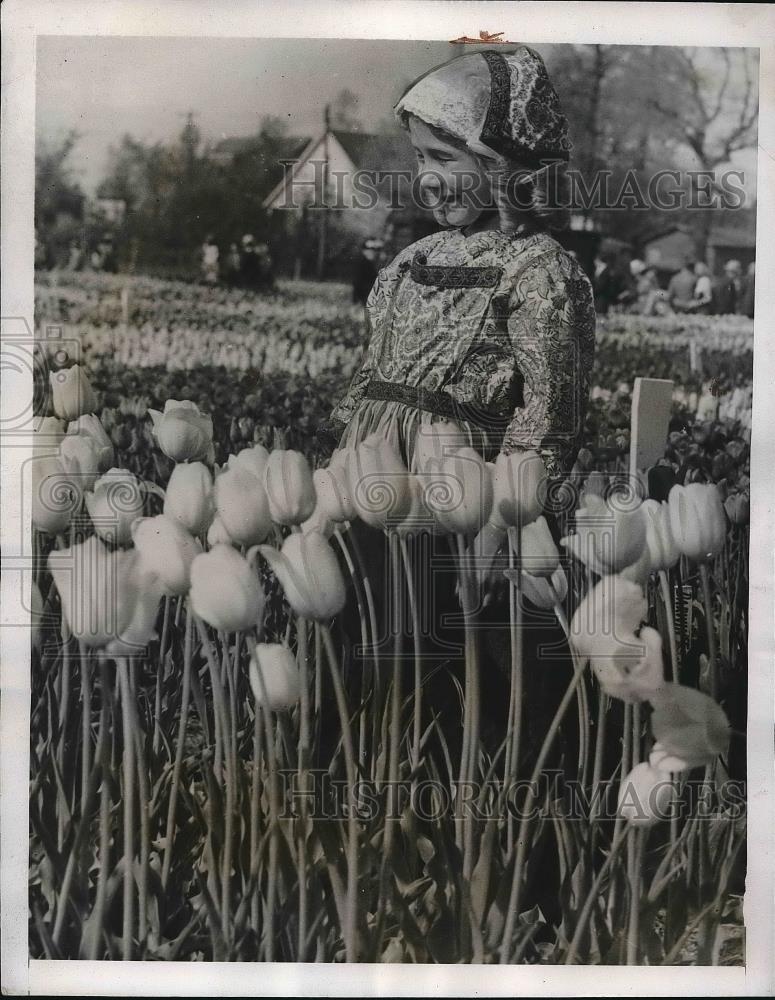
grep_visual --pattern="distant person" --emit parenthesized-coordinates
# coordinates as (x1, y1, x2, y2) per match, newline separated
(691, 261, 713, 314)
(255, 243, 275, 292)
(201, 235, 220, 285)
(352, 238, 383, 307)
(666, 260, 697, 313)
(632, 264, 661, 315)
(592, 250, 624, 314)
(66, 241, 83, 272)
(740, 260, 755, 318)
(712, 259, 742, 315)
(224, 242, 242, 287)
(240, 235, 260, 290)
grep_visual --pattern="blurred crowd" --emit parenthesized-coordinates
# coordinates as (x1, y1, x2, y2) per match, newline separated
(201, 234, 275, 291)
(593, 252, 755, 318)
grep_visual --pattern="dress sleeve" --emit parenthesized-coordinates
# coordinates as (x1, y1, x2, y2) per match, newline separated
(328, 308, 375, 429)
(501, 253, 596, 479)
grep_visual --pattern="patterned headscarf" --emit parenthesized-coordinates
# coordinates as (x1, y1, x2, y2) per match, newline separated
(394, 47, 572, 167)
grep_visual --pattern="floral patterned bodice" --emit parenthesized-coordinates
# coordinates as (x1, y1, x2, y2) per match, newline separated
(329, 227, 596, 478)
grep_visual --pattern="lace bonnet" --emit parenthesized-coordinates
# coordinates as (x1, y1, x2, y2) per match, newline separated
(394, 47, 572, 168)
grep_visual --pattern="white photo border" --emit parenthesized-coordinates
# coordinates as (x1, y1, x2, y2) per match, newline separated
(2, 1, 773, 995)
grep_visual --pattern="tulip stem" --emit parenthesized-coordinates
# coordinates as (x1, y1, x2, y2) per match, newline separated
(320, 623, 359, 963)
(116, 656, 135, 960)
(79, 642, 92, 817)
(384, 530, 404, 858)
(153, 595, 171, 757)
(658, 570, 679, 683)
(342, 523, 382, 783)
(699, 562, 719, 700)
(296, 615, 310, 961)
(504, 526, 523, 857)
(88, 654, 112, 960)
(626, 827, 646, 965)
(57, 614, 71, 852)
(399, 534, 423, 775)
(564, 821, 629, 964)
(193, 614, 235, 944)
(590, 688, 608, 825)
(129, 661, 150, 950)
(333, 527, 372, 771)
(499, 647, 587, 964)
(249, 702, 263, 945)
(607, 702, 632, 927)
(161, 601, 193, 891)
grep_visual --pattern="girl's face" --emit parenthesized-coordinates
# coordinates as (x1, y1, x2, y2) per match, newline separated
(408, 117, 492, 229)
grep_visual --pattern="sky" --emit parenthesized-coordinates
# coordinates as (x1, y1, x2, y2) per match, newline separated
(36, 36, 757, 198)
(36, 37, 456, 194)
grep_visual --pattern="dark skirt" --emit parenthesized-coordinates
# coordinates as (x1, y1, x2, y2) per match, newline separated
(329, 518, 579, 777)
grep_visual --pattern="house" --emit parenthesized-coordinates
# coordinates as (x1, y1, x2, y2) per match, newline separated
(642, 219, 756, 278)
(93, 197, 126, 225)
(706, 226, 756, 276)
(262, 129, 436, 277)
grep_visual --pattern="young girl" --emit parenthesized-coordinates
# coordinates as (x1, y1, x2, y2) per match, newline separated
(319, 46, 596, 480)
(319, 47, 596, 807)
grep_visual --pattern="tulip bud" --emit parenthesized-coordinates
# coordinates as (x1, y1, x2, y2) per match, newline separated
(111, 423, 132, 451)
(106, 558, 166, 658)
(263, 449, 317, 526)
(589, 625, 666, 703)
(617, 762, 674, 827)
(649, 741, 690, 774)
(49, 365, 97, 421)
(641, 499, 680, 573)
(33, 416, 66, 456)
(313, 461, 356, 524)
(648, 682, 730, 769)
(148, 399, 215, 464)
(31, 580, 44, 651)
(85, 468, 145, 546)
(257, 531, 346, 621)
(207, 513, 235, 547)
(667, 483, 726, 563)
(190, 544, 264, 631)
(215, 465, 272, 545)
(723, 491, 749, 526)
(228, 444, 270, 482)
(472, 520, 507, 588)
(31, 455, 81, 535)
(492, 450, 545, 527)
(570, 573, 647, 667)
(395, 475, 437, 537)
(59, 433, 103, 491)
(347, 434, 412, 529)
(132, 515, 203, 595)
(425, 447, 493, 535)
(520, 516, 559, 578)
(562, 495, 647, 576)
(49, 535, 138, 647)
(517, 564, 568, 610)
(412, 420, 469, 473)
(66, 414, 115, 472)
(249, 643, 301, 711)
(164, 461, 214, 537)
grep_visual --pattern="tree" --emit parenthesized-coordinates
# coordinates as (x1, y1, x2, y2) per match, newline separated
(35, 130, 86, 266)
(647, 47, 758, 255)
(329, 88, 362, 131)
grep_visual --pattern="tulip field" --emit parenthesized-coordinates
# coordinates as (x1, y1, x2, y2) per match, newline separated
(28, 271, 751, 965)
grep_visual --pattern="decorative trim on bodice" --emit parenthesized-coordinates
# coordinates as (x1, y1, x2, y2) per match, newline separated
(406, 251, 503, 289)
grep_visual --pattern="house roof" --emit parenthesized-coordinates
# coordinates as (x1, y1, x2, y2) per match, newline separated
(330, 130, 416, 173)
(262, 129, 421, 210)
(707, 227, 756, 249)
